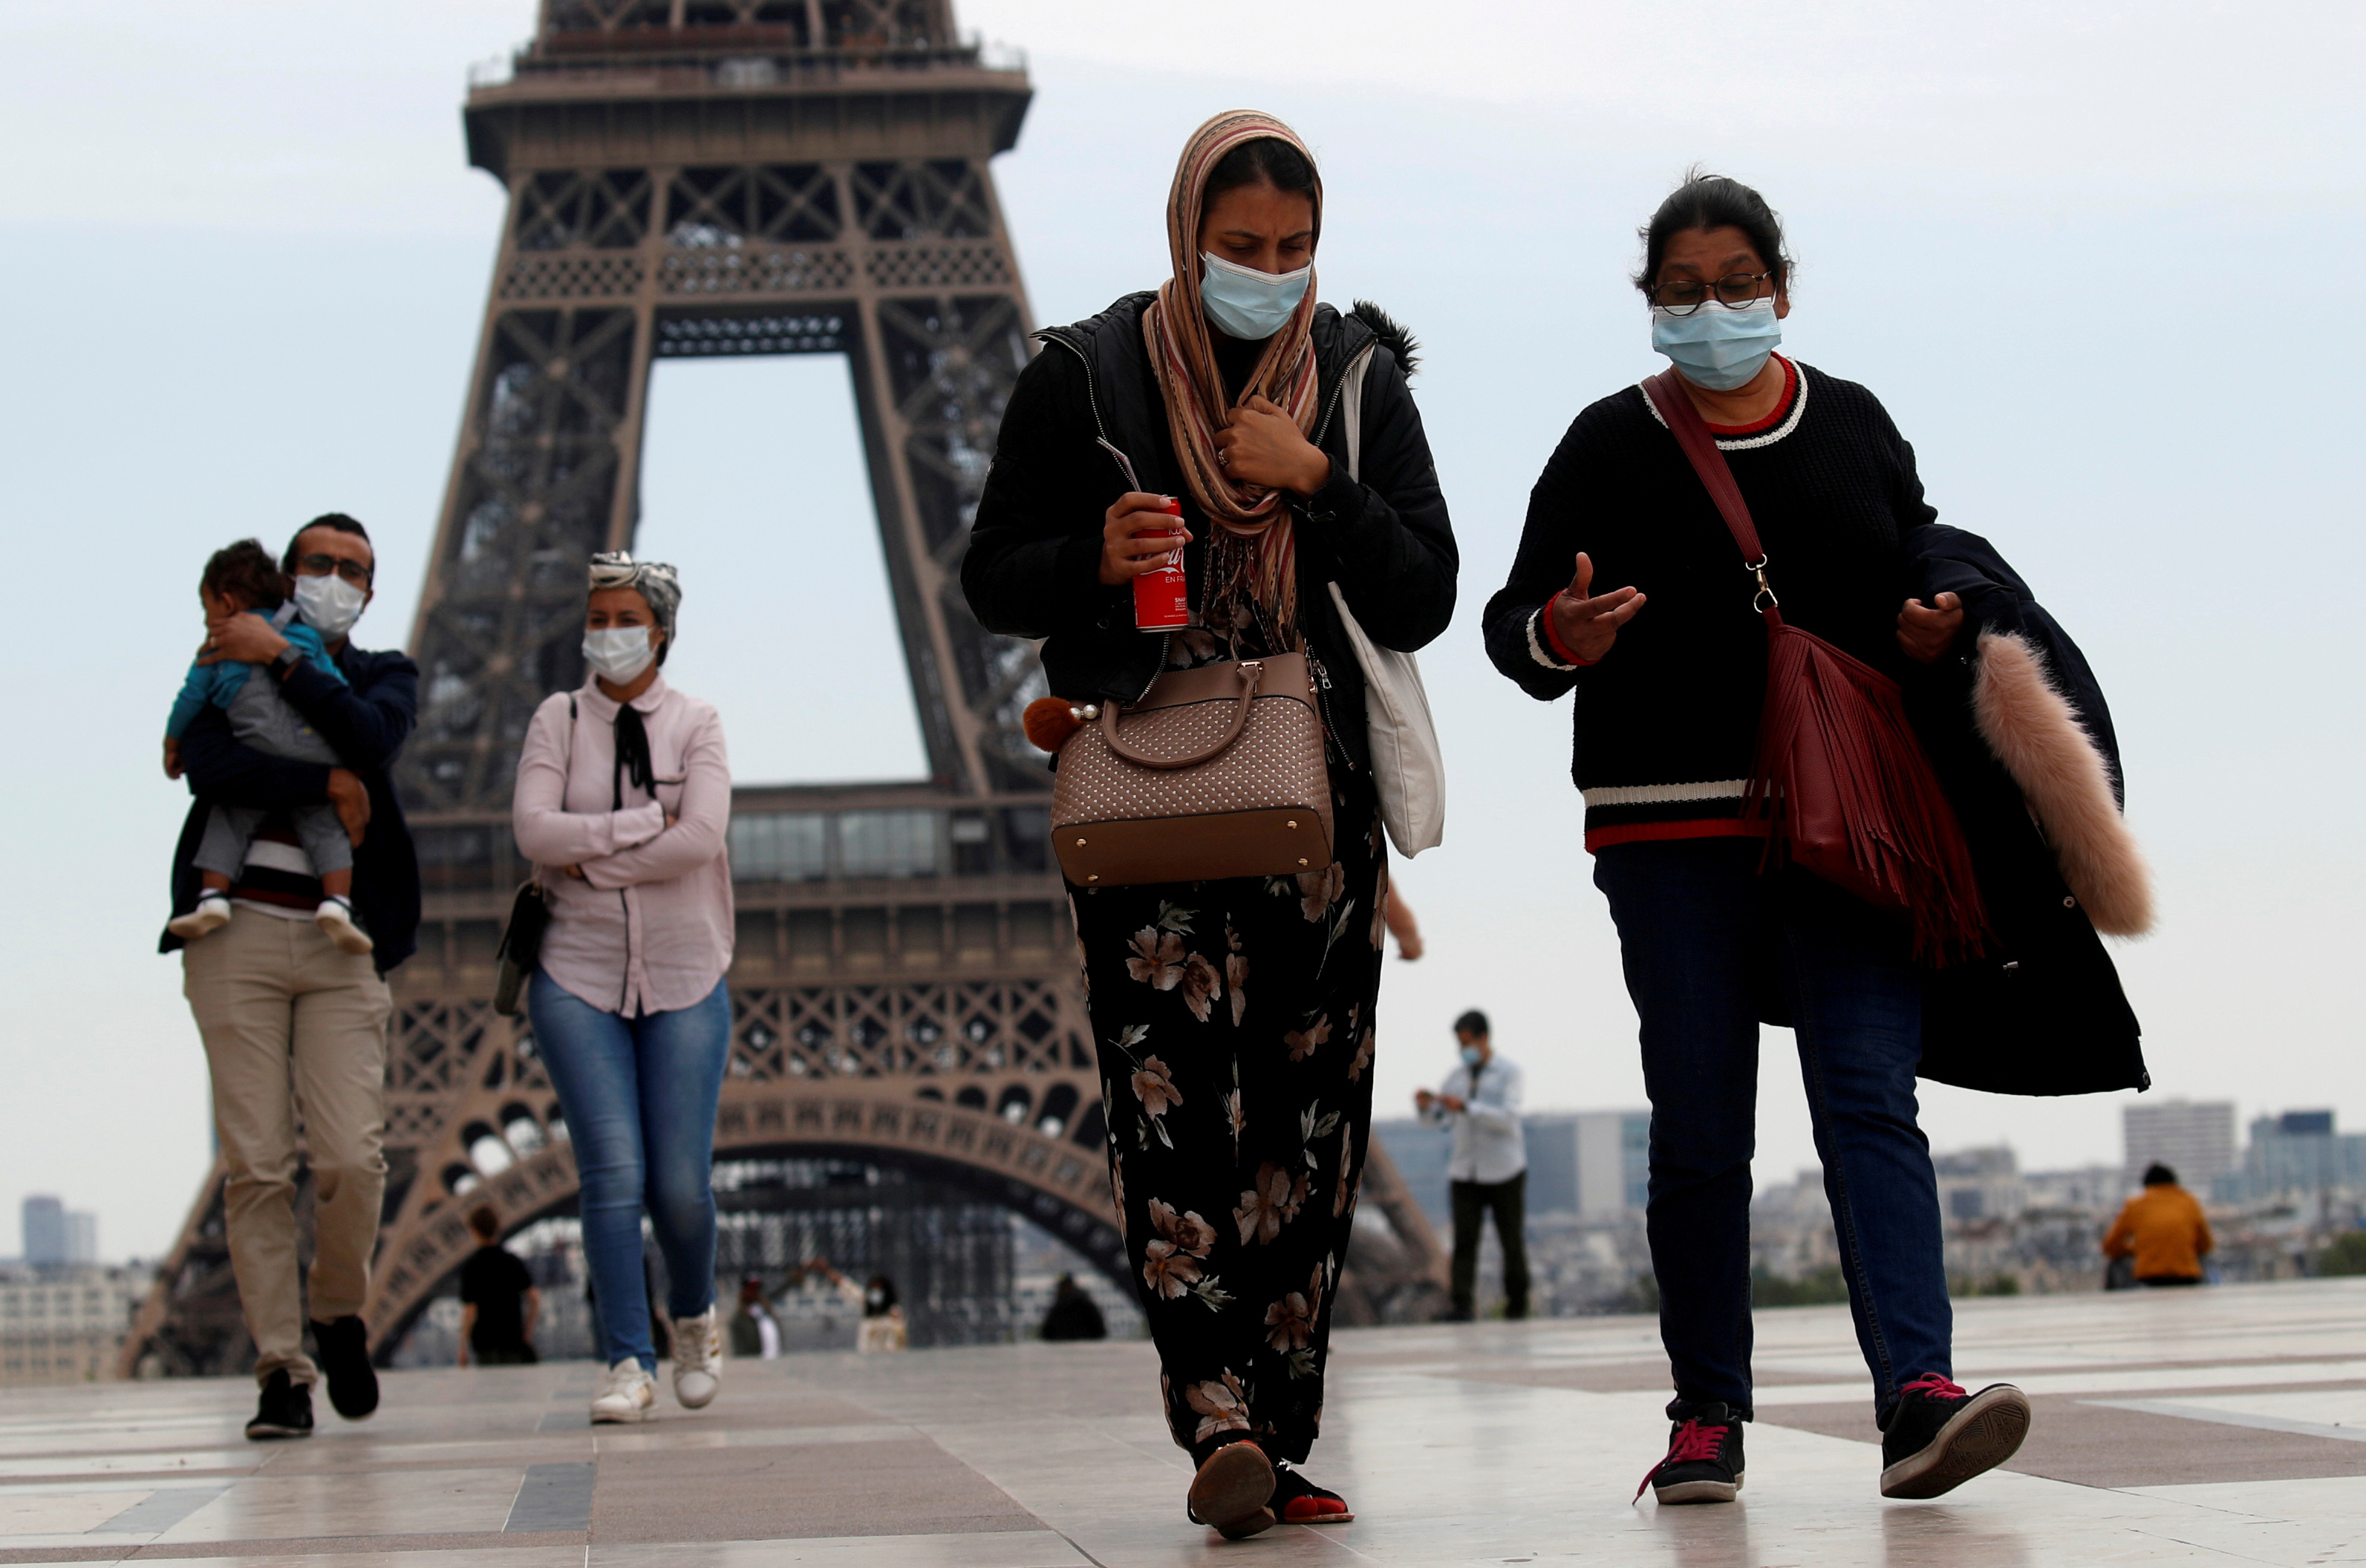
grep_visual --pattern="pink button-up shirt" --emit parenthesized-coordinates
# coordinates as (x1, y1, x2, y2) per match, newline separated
(512, 675, 734, 1017)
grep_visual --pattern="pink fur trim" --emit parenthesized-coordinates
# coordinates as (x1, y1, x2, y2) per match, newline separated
(1971, 632, 2154, 938)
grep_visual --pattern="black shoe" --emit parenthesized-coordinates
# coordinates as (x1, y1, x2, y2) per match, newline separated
(245, 1370, 313, 1440)
(1505, 1300, 1531, 1322)
(310, 1316, 379, 1420)
(1636, 1402, 1744, 1504)
(1434, 1305, 1475, 1323)
(1879, 1375, 2030, 1498)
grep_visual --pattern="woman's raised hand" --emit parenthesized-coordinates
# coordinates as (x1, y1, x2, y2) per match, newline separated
(1215, 395, 1332, 496)
(1547, 552, 1646, 664)
(1896, 592, 1964, 663)
(1098, 493, 1193, 586)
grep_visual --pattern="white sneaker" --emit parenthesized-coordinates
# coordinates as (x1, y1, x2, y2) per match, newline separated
(590, 1358, 655, 1423)
(671, 1308, 722, 1409)
(169, 892, 233, 940)
(316, 897, 375, 956)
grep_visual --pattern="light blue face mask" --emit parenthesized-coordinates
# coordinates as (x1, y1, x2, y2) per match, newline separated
(1200, 251, 1310, 341)
(1651, 295, 1782, 392)
(1459, 1044, 1484, 1067)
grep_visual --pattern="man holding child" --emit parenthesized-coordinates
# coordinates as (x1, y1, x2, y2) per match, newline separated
(159, 512, 420, 1440)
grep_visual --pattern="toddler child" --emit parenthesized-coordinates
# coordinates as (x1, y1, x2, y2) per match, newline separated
(163, 539, 372, 954)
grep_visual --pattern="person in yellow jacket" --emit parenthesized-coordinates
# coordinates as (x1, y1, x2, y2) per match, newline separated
(2104, 1164, 2215, 1286)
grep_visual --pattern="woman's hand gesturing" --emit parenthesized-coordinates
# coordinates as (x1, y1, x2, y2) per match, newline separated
(1215, 395, 1332, 496)
(1547, 552, 1646, 664)
(1098, 493, 1193, 587)
(1895, 592, 1963, 663)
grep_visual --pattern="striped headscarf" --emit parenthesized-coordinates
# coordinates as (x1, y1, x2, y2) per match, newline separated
(1141, 110, 1323, 653)
(587, 551, 681, 662)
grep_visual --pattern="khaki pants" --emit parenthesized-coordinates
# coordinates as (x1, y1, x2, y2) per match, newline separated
(183, 911, 391, 1387)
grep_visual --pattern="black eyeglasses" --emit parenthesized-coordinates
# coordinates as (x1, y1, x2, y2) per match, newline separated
(1648, 272, 1776, 316)
(295, 553, 374, 587)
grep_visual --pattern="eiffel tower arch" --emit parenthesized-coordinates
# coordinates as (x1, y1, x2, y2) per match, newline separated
(127, 0, 1444, 1375)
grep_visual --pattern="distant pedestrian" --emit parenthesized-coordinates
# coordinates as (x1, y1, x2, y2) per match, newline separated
(163, 513, 416, 1443)
(457, 1206, 540, 1366)
(1040, 1273, 1109, 1342)
(1415, 1010, 1528, 1322)
(513, 552, 734, 1425)
(729, 1276, 780, 1359)
(802, 1259, 908, 1353)
(2103, 1165, 2213, 1287)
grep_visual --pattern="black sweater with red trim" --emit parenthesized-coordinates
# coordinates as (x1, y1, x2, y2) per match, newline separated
(1481, 359, 1938, 847)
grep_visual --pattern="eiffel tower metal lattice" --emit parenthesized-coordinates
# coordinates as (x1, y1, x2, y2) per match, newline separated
(126, 0, 1444, 1376)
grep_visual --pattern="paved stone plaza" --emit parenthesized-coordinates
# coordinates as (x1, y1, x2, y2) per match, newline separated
(7, 1279, 2366, 1566)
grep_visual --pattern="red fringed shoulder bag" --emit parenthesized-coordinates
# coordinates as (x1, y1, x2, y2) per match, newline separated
(1646, 368, 1987, 965)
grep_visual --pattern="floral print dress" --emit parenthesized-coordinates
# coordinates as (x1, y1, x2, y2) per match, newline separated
(1072, 627, 1389, 1464)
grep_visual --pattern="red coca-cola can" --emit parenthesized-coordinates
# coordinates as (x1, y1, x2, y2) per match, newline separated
(1132, 497, 1189, 633)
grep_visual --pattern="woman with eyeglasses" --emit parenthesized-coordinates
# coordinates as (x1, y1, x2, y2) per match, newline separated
(1483, 173, 2032, 1505)
(512, 552, 734, 1425)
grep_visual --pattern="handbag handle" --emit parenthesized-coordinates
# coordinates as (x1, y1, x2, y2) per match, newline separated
(1646, 367, 1784, 630)
(1097, 660, 1266, 769)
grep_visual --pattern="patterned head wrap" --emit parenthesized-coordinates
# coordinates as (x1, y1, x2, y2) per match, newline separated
(1142, 110, 1323, 653)
(587, 551, 681, 662)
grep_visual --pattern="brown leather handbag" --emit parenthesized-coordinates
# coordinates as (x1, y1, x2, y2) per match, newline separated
(1051, 652, 1334, 888)
(1647, 367, 1987, 964)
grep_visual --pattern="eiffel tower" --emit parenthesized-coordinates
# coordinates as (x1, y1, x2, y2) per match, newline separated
(126, 0, 1444, 1375)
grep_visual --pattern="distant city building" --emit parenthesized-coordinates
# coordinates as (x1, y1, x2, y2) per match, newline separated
(1526, 1111, 1651, 1219)
(20, 1196, 100, 1270)
(2022, 1166, 2128, 1214)
(21, 1197, 65, 1268)
(0, 1264, 152, 1385)
(1372, 1117, 1452, 1230)
(2123, 1100, 2238, 1191)
(1932, 1145, 2026, 1223)
(2217, 1111, 2366, 1201)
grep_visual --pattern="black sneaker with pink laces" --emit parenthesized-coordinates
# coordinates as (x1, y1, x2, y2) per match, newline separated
(1879, 1374, 2031, 1498)
(1635, 1402, 1744, 1505)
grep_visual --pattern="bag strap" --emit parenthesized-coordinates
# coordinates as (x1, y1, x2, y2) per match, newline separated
(532, 694, 581, 897)
(1340, 344, 1377, 485)
(1100, 660, 1266, 770)
(1645, 367, 1782, 629)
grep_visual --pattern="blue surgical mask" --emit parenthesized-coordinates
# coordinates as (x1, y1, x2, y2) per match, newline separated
(1651, 295, 1782, 392)
(1459, 1045, 1484, 1067)
(1200, 252, 1310, 342)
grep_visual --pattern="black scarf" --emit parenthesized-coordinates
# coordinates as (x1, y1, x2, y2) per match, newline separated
(611, 702, 655, 809)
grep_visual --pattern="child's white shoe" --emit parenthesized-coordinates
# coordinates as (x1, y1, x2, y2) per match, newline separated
(316, 896, 374, 956)
(168, 892, 233, 940)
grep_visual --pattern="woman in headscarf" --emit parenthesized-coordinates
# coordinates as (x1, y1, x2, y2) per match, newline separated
(512, 552, 735, 1425)
(963, 111, 1457, 1538)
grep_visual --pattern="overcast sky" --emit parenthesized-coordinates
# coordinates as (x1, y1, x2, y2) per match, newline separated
(4, 1, 2359, 1258)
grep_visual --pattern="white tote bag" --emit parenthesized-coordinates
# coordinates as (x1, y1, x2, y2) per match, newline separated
(1326, 346, 1446, 857)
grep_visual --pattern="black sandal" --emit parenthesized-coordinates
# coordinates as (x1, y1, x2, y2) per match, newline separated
(1186, 1440, 1276, 1540)
(1273, 1462, 1355, 1524)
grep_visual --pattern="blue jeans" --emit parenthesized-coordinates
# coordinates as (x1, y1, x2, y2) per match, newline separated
(527, 970, 731, 1370)
(1594, 837, 1951, 1427)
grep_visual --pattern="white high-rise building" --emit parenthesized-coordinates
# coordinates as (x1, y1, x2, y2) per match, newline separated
(2122, 1100, 2238, 1191)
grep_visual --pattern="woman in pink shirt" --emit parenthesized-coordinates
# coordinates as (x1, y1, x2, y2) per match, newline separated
(512, 552, 733, 1425)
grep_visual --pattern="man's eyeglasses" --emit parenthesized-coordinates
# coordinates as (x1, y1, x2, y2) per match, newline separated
(1648, 272, 1776, 316)
(295, 553, 374, 587)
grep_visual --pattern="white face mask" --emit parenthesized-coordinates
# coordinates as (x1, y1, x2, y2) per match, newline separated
(291, 571, 368, 641)
(582, 626, 657, 685)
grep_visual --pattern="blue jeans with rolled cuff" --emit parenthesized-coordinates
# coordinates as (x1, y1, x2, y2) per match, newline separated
(526, 970, 731, 1371)
(1594, 837, 1952, 1429)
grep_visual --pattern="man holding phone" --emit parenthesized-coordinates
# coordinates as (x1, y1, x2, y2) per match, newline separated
(1415, 1009, 1529, 1322)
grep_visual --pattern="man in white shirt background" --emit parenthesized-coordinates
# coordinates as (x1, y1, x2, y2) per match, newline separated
(1415, 1009, 1530, 1322)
